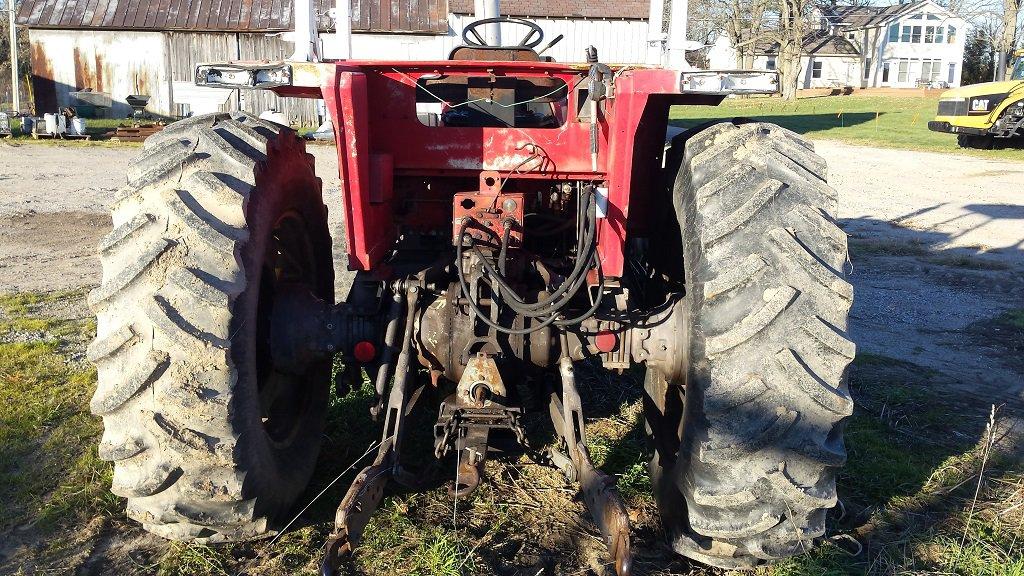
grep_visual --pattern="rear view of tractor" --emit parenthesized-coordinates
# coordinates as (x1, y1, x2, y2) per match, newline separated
(88, 5, 854, 574)
(929, 49, 1024, 149)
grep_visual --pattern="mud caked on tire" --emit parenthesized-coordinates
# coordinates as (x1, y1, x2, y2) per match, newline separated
(646, 121, 855, 568)
(89, 112, 334, 541)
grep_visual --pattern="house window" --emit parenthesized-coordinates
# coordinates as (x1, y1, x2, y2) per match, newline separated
(901, 26, 912, 42)
(889, 23, 900, 42)
(911, 25, 922, 42)
(848, 32, 855, 40)
(882, 62, 891, 83)
(948, 62, 956, 83)
(898, 59, 910, 82)
(947, 25, 957, 43)
(921, 59, 941, 81)
(935, 27, 944, 43)
(812, 61, 823, 79)
(766, 57, 776, 71)
(925, 26, 935, 43)
(926, 13, 941, 20)
(864, 58, 872, 79)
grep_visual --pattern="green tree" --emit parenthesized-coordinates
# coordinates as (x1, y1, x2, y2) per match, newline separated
(962, 28, 994, 85)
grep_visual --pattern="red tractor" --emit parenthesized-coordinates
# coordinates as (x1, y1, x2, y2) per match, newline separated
(89, 13, 853, 575)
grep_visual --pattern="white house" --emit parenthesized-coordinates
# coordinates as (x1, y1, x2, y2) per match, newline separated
(707, 0, 968, 90)
(821, 0, 968, 88)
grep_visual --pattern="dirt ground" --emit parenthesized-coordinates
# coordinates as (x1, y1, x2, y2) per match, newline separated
(1, 136, 1023, 574)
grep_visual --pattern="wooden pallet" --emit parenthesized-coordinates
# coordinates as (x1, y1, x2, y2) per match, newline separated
(110, 125, 165, 142)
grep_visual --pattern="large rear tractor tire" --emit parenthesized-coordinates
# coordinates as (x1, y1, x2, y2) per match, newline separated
(88, 112, 334, 541)
(646, 121, 855, 568)
(957, 133, 995, 149)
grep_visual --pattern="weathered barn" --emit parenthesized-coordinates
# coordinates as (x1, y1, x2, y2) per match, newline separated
(16, 0, 650, 123)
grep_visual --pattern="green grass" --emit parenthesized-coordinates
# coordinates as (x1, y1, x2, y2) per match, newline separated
(0, 289, 96, 343)
(1001, 308, 1024, 330)
(669, 93, 1024, 161)
(157, 542, 233, 576)
(3, 117, 144, 147)
(773, 353, 1024, 576)
(3, 289, 1022, 575)
(0, 291, 114, 534)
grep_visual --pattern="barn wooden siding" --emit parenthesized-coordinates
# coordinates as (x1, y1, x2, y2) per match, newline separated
(29, 28, 321, 124)
(166, 32, 320, 123)
(331, 14, 650, 64)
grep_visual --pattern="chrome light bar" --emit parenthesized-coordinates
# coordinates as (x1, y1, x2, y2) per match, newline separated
(680, 70, 778, 95)
(195, 63, 293, 89)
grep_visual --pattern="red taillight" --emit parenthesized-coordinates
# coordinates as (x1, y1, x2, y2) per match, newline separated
(594, 331, 617, 353)
(353, 341, 376, 363)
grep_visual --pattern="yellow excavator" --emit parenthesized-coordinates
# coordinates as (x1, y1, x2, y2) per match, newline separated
(929, 49, 1024, 148)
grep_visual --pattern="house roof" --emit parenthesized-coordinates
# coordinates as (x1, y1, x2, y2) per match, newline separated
(448, 0, 648, 19)
(820, 1, 923, 29)
(16, 0, 447, 32)
(757, 29, 861, 57)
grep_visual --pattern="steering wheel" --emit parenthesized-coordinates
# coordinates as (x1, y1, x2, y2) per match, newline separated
(462, 17, 544, 49)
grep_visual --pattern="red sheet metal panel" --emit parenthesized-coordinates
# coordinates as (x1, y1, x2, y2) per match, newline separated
(305, 61, 697, 277)
(321, 68, 397, 270)
(18, 0, 448, 32)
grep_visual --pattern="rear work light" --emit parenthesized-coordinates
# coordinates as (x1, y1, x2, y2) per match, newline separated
(195, 63, 293, 89)
(680, 70, 779, 95)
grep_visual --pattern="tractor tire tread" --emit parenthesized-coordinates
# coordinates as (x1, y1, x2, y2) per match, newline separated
(661, 120, 853, 568)
(90, 112, 319, 542)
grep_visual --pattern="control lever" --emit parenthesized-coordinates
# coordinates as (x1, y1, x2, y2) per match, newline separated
(537, 33, 564, 56)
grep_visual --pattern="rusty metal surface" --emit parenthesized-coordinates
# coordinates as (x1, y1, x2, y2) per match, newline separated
(27, 27, 320, 123)
(17, 0, 447, 33)
(452, 173, 526, 248)
(28, 29, 169, 116)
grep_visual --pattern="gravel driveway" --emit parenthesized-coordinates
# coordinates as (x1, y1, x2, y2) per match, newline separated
(2, 136, 1022, 409)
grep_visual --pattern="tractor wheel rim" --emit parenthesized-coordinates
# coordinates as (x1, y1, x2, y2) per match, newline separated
(256, 210, 320, 447)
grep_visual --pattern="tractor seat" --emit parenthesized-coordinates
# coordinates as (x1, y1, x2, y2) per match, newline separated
(447, 45, 542, 62)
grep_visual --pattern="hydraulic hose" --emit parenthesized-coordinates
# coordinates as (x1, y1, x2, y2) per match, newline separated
(455, 188, 604, 334)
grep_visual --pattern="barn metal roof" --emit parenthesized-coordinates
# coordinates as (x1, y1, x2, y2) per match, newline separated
(16, 0, 448, 32)
(16, 0, 323, 31)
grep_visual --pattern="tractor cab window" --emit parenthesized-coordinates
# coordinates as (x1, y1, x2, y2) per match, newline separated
(1012, 57, 1024, 80)
(415, 75, 568, 128)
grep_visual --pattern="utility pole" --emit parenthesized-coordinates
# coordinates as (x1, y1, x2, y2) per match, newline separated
(7, 0, 18, 113)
